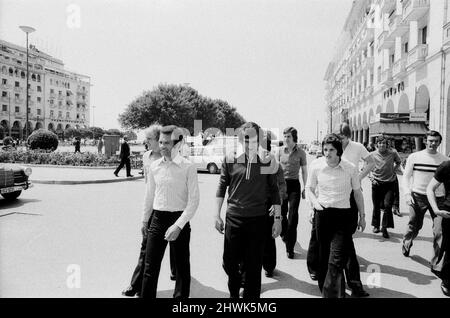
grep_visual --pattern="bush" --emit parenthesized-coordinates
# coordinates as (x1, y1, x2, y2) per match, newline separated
(28, 129, 59, 151)
(3, 136, 13, 146)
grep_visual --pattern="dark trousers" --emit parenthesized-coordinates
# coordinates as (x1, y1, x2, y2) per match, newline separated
(371, 180, 395, 229)
(316, 208, 352, 298)
(129, 220, 176, 292)
(223, 213, 266, 299)
(114, 157, 131, 176)
(281, 179, 301, 253)
(403, 192, 444, 271)
(263, 213, 276, 273)
(440, 216, 450, 285)
(141, 210, 191, 299)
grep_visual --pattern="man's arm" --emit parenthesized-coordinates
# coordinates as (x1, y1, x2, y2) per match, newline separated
(214, 160, 230, 234)
(359, 154, 375, 180)
(351, 167, 366, 231)
(427, 178, 450, 218)
(173, 165, 200, 230)
(142, 166, 156, 235)
(402, 156, 414, 205)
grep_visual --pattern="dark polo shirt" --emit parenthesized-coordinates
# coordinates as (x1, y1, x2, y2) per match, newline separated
(278, 144, 307, 180)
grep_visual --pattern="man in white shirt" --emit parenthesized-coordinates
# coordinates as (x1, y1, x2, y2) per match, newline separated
(141, 125, 200, 298)
(402, 131, 449, 276)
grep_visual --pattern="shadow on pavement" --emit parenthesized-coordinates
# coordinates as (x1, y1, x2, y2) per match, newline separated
(260, 269, 322, 297)
(157, 277, 229, 298)
(357, 287, 417, 298)
(353, 231, 402, 243)
(357, 255, 438, 285)
(0, 198, 41, 211)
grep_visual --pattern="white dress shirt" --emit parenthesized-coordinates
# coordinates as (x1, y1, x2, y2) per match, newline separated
(342, 140, 370, 168)
(143, 154, 200, 229)
(306, 157, 360, 209)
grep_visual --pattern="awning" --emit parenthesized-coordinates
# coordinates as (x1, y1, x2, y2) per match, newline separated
(369, 121, 428, 137)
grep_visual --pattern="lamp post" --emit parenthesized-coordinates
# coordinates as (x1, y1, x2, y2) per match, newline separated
(8, 92, 11, 137)
(19, 25, 36, 146)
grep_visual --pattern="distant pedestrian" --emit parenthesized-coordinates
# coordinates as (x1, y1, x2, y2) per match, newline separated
(114, 136, 133, 177)
(427, 160, 450, 297)
(370, 136, 402, 238)
(74, 137, 81, 153)
(140, 125, 200, 298)
(305, 133, 365, 298)
(402, 131, 449, 277)
(97, 138, 104, 155)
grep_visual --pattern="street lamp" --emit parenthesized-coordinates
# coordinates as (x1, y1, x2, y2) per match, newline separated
(19, 25, 36, 146)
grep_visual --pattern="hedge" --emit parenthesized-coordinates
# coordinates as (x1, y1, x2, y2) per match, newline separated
(0, 149, 122, 167)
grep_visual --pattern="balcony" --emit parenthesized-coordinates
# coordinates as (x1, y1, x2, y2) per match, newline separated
(14, 98, 24, 104)
(49, 93, 56, 99)
(381, 0, 396, 14)
(360, 27, 375, 47)
(381, 69, 393, 86)
(365, 86, 374, 98)
(387, 15, 409, 41)
(13, 86, 23, 93)
(361, 56, 374, 71)
(393, 57, 407, 79)
(406, 44, 428, 69)
(1, 96, 9, 103)
(1, 83, 12, 90)
(378, 30, 395, 50)
(444, 22, 450, 47)
(402, 0, 430, 22)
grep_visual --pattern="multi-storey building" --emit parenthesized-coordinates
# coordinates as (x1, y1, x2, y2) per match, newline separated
(325, 0, 450, 155)
(0, 39, 90, 140)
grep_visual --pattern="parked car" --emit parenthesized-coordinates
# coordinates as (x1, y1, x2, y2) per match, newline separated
(0, 164, 33, 200)
(308, 144, 320, 155)
(188, 146, 223, 174)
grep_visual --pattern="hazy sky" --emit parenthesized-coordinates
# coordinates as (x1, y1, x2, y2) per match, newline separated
(0, 0, 353, 142)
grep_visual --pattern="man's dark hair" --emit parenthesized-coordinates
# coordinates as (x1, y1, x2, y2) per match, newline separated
(425, 130, 442, 143)
(322, 133, 343, 157)
(376, 135, 388, 144)
(339, 123, 352, 138)
(161, 125, 183, 145)
(283, 127, 298, 143)
(238, 122, 262, 146)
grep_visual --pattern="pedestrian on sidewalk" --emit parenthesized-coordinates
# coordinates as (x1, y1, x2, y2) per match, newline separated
(306, 133, 366, 298)
(370, 136, 402, 238)
(277, 126, 308, 259)
(140, 125, 200, 299)
(307, 123, 374, 297)
(426, 160, 450, 297)
(73, 137, 81, 153)
(97, 137, 104, 155)
(114, 136, 133, 177)
(215, 122, 281, 299)
(402, 131, 449, 276)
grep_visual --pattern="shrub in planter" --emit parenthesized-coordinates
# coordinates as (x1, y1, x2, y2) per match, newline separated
(28, 129, 59, 151)
(3, 136, 14, 146)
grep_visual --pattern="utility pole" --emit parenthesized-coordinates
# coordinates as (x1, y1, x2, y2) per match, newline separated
(316, 120, 319, 143)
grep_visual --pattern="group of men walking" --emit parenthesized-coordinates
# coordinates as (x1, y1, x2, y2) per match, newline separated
(121, 121, 450, 299)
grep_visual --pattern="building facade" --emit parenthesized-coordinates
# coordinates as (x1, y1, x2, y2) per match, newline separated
(0, 39, 90, 140)
(325, 0, 450, 155)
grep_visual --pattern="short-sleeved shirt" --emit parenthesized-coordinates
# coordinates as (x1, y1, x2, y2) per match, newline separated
(306, 157, 360, 209)
(371, 149, 401, 183)
(278, 144, 307, 180)
(342, 140, 370, 168)
(434, 161, 450, 210)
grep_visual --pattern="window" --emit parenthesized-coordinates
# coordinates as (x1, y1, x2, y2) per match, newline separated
(58, 101, 62, 106)
(15, 106, 19, 113)
(50, 110, 54, 117)
(58, 111, 62, 118)
(76, 114, 80, 119)
(15, 81, 19, 87)
(404, 42, 408, 53)
(37, 97, 41, 103)
(377, 66, 381, 83)
(1, 79, 6, 85)
(50, 79, 53, 85)
(66, 112, 70, 118)
(37, 109, 41, 115)
(2, 91, 7, 97)
(37, 86, 41, 92)
(422, 26, 427, 44)
(50, 89, 54, 94)
(15, 93, 19, 99)
(2, 104, 7, 111)
(50, 99, 54, 105)
(390, 53, 395, 65)
(28, 84, 30, 89)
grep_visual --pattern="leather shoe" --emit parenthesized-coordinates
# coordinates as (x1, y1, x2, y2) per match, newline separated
(127, 174, 134, 178)
(351, 287, 370, 297)
(309, 273, 318, 281)
(441, 282, 450, 297)
(265, 270, 273, 278)
(170, 274, 176, 281)
(393, 208, 402, 217)
(382, 228, 390, 239)
(122, 286, 139, 297)
(402, 244, 410, 257)
(114, 173, 119, 177)
(431, 268, 442, 278)
(287, 252, 294, 259)
(372, 227, 380, 233)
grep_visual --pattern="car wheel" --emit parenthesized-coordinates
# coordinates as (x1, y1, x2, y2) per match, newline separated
(1, 190, 22, 200)
(207, 163, 218, 174)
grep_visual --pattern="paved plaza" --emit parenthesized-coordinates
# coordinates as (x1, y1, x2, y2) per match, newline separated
(0, 159, 446, 298)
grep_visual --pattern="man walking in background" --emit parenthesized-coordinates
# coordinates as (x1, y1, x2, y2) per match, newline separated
(277, 127, 308, 259)
(114, 136, 133, 177)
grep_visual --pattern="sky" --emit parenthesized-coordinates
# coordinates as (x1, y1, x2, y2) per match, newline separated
(0, 0, 353, 143)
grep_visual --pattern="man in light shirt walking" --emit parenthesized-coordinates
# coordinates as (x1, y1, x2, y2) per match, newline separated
(141, 125, 200, 298)
(402, 131, 449, 277)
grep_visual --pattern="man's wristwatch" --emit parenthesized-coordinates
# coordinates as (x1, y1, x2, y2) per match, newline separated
(274, 215, 282, 221)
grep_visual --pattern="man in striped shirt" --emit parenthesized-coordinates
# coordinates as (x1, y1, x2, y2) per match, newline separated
(402, 130, 449, 276)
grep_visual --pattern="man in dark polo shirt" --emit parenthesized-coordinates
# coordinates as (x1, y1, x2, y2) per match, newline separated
(215, 122, 281, 299)
(427, 160, 450, 297)
(277, 127, 308, 258)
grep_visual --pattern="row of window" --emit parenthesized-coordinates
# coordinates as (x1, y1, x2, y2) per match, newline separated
(0, 66, 42, 82)
(0, 105, 86, 120)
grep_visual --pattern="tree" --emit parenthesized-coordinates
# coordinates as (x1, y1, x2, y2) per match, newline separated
(118, 83, 245, 135)
(64, 127, 80, 139)
(89, 127, 105, 139)
(105, 128, 123, 137)
(124, 130, 137, 141)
